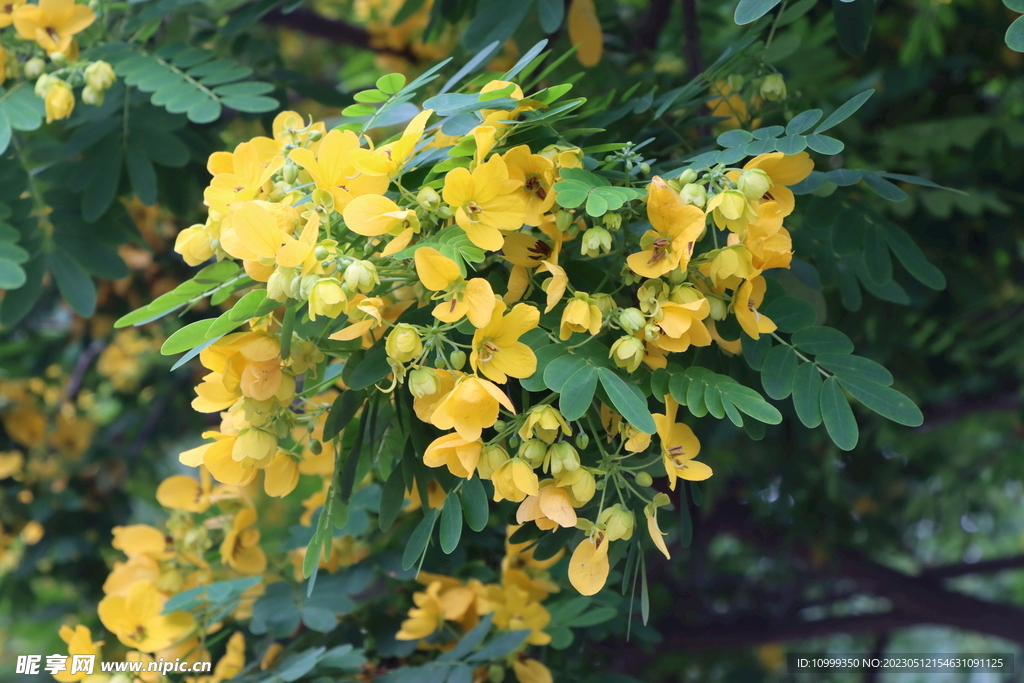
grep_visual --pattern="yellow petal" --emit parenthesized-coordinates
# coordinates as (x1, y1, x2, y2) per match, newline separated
(414, 247, 461, 291)
(568, 0, 603, 67)
(343, 194, 403, 236)
(568, 536, 609, 595)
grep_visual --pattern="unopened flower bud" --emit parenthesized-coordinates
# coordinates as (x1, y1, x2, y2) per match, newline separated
(617, 308, 645, 334)
(581, 226, 612, 257)
(44, 81, 75, 123)
(267, 269, 294, 301)
(546, 442, 580, 476)
(282, 163, 299, 184)
(680, 183, 706, 208)
(408, 367, 441, 398)
(313, 245, 330, 261)
(555, 210, 573, 231)
(488, 664, 505, 683)
(34, 73, 58, 98)
(609, 336, 645, 373)
(708, 296, 729, 321)
(81, 85, 103, 106)
(493, 420, 507, 433)
(448, 349, 466, 370)
(760, 73, 787, 101)
(50, 52, 67, 66)
(727, 73, 745, 92)
(678, 168, 698, 185)
(591, 293, 615, 316)
(643, 323, 660, 342)
(638, 162, 651, 175)
(737, 168, 772, 201)
(344, 259, 378, 293)
(437, 205, 454, 219)
(519, 439, 548, 468)
(575, 432, 589, 449)
(309, 439, 323, 455)
(598, 504, 634, 541)
(478, 444, 510, 480)
(307, 129, 323, 142)
(417, 186, 440, 211)
(24, 57, 46, 80)
(312, 188, 335, 213)
(385, 324, 422, 363)
(635, 471, 653, 487)
(603, 213, 622, 231)
(84, 60, 116, 91)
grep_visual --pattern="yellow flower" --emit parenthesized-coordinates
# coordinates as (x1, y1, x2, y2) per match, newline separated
(190, 631, 245, 683)
(423, 432, 482, 478)
(653, 396, 711, 490)
(706, 245, 757, 288)
(485, 583, 552, 645)
(342, 193, 417, 239)
(98, 581, 195, 652)
(44, 80, 74, 122)
(263, 451, 299, 497)
(513, 658, 554, 683)
(733, 275, 776, 339)
(443, 155, 526, 251)
(179, 432, 257, 487)
(251, 110, 326, 161)
(741, 151, 814, 216)
(651, 299, 712, 353)
(53, 625, 103, 683)
(111, 525, 174, 561)
(219, 202, 319, 268)
(396, 579, 475, 640)
(517, 405, 571, 444)
(707, 189, 758, 234)
(348, 109, 433, 178)
(0, 451, 24, 480)
(13, 0, 95, 55)
(568, 532, 609, 595)
(516, 481, 577, 529)
(1, 405, 45, 448)
(289, 129, 389, 210)
(328, 295, 385, 342)
(567, 0, 603, 67)
(156, 471, 215, 513)
(414, 246, 496, 328)
(220, 507, 267, 575)
(627, 176, 705, 279)
(470, 301, 539, 383)
(204, 142, 283, 214)
(492, 457, 540, 503)
(429, 375, 515, 441)
(503, 145, 556, 226)
(559, 292, 602, 340)
(0, 0, 26, 28)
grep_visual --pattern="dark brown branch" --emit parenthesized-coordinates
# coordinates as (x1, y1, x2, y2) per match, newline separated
(921, 554, 1024, 580)
(66, 338, 106, 401)
(632, 0, 673, 54)
(680, 0, 703, 80)
(261, 7, 420, 61)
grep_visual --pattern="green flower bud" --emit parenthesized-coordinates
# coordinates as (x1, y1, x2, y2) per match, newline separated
(639, 162, 651, 175)
(727, 73, 745, 92)
(493, 420, 507, 433)
(581, 226, 612, 257)
(609, 335, 645, 373)
(635, 471, 653, 487)
(737, 168, 773, 201)
(591, 293, 615, 317)
(617, 308, 645, 334)
(598, 504, 635, 541)
(49, 52, 67, 66)
(519, 439, 548, 468)
(408, 367, 441, 398)
(708, 296, 729, 321)
(575, 432, 590, 449)
(643, 323, 661, 342)
(546, 442, 580, 475)
(34, 74, 58, 98)
(555, 210, 574, 231)
(760, 73, 787, 101)
(309, 439, 323, 455)
(307, 129, 323, 142)
(680, 183, 707, 208)
(488, 664, 505, 683)
(678, 168, 698, 185)
(84, 61, 116, 91)
(81, 85, 103, 107)
(24, 57, 46, 80)
(282, 163, 299, 185)
(343, 259, 379, 294)
(385, 324, 422, 364)
(313, 245, 330, 261)
(437, 204, 454, 219)
(603, 213, 622, 231)
(478, 444, 510, 480)
(417, 186, 441, 211)
(448, 349, 466, 370)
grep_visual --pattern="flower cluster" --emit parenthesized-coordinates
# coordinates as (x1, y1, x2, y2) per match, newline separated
(166, 69, 815, 606)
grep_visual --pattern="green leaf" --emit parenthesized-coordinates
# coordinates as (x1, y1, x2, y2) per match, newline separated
(323, 391, 364, 441)
(82, 142, 123, 222)
(861, 171, 908, 202)
(221, 95, 279, 113)
(376, 73, 407, 95)
(379, 470, 407, 532)
(775, 135, 807, 155)
(764, 296, 816, 333)
(806, 134, 845, 155)
(815, 89, 874, 133)
(598, 367, 656, 434)
(125, 147, 158, 206)
(1007, 14, 1024, 51)
(820, 376, 858, 450)
(0, 255, 44, 326)
(741, 333, 773, 371)
(538, 0, 565, 32)
(161, 319, 215, 355)
(734, 0, 783, 25)
(439, 497, 463, 554)
(401, 508, 438, 571)
(832, 0, 875, 55)
(346, 345, 391, 390)
(354, 89, 390, 104)
(0, 258, 25, 289)
(835, 375, 923, 427)
(460, 476, 489, 532)
(49, 251, 96, 317)
(791, 326, 854, 355)
(439, 614, 496, 661)
(462, 0, 534, 52)
(760, 344, 798, 400)
(879, 222, 946, 290)
(791, 362, 823, 428)
(544, 354, 587, 392)
(465, 630, 531, 662)
(862, 225, 893, 285)
(523, 344, 567, 391)
(816, 353, 893, 386)
(786, 109, 823, 135)
(719, 384, 783, 424)
(559, 365, 598, 421)
(717, 129, 754, 147)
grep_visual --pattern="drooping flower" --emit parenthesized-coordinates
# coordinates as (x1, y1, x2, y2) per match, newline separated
(98, 581, 195, 652)
(653, 396, 712, 490)
(568, 532, 609, 595)
(559, 292, 603, 340)
(414, 246, 496, 328)
(492, 457, 540, 502)
(429, 376, 515, 441)
(733, 275, 777, 340)
(423, 432, 482, 478)
(219, 507, 267, 575)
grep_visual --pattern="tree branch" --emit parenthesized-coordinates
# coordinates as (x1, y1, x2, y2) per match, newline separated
(260, 7, 420, 61)
(921, 554, 1024, 580)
